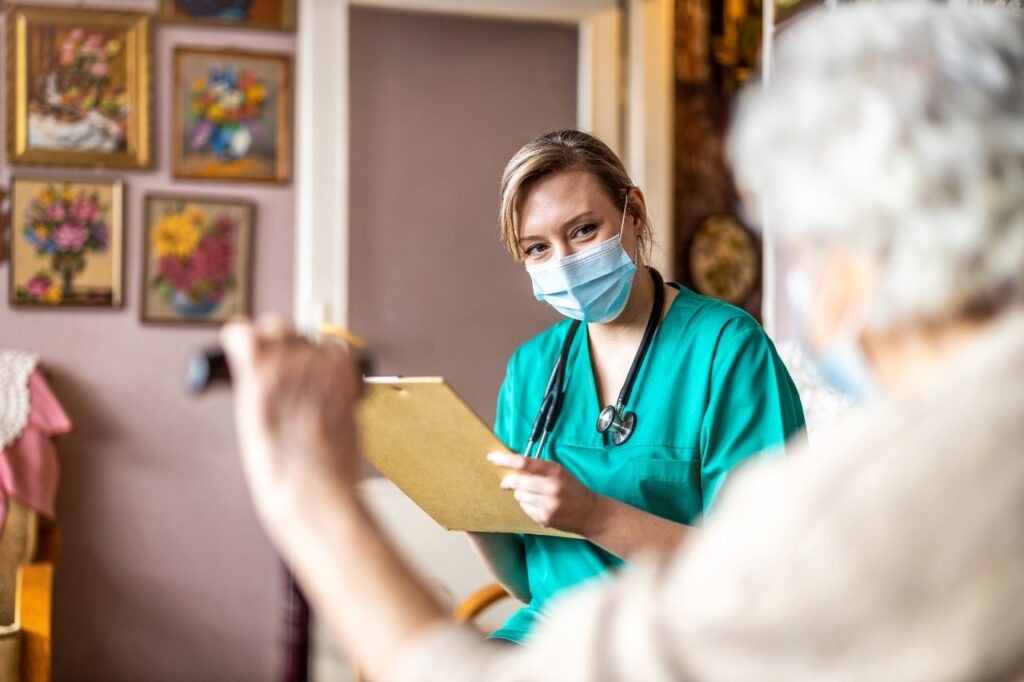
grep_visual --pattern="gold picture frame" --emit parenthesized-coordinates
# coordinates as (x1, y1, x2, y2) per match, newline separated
(173, 47, 292, 183)
(8, 176, 125, 308)
(159, 0, 296, 32)
(5, 5, 152, 169)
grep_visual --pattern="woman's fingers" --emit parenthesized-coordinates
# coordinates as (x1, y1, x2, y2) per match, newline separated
(487, 451, 558, 474)
(518, 502, 550, 526)
(500, 473, 558, 495)
(512, 490, 551, 508)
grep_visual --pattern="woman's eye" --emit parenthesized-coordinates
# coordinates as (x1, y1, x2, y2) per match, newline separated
(572, 223, 598, 239)
(524, 243, 549, 257)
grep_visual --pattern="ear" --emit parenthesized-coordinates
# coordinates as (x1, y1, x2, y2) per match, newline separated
(626, 186, 648, 233)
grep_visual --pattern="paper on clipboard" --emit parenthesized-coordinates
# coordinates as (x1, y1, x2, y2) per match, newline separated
(358, 377, 576, 538)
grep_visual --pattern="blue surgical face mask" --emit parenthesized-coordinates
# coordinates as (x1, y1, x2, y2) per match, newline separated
(786, 269, 876, 402)
(526, 195, 637, 323)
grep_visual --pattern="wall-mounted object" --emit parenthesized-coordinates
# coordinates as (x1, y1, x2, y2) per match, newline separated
(173, 47, 292, 183)
(5, 5, 152, 169)
(141, 193, 254, 325)
(688, 214, 759, 306)
(159, 0, 296, 32)
(8, 177, 124, 308)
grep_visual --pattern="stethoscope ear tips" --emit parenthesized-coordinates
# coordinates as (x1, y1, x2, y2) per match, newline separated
(596, 405, 636, 445)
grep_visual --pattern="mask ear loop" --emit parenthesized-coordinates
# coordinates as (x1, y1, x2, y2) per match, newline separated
(619, 187, 641, 265)
(618, 189, 630, 238)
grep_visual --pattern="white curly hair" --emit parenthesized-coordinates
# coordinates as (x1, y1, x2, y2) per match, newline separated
(729, 1, 1024, 330)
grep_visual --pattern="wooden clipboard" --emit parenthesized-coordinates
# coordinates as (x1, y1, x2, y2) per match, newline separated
(358, 377, 576, 538)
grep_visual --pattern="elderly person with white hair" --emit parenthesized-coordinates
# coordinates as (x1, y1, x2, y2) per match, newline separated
(220, 2, 1024, 680)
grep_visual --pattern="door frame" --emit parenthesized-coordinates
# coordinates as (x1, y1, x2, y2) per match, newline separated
(293, 0, 674, 329)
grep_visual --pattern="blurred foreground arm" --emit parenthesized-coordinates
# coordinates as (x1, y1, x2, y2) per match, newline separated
(220, 317, 1024, 682)
(221, 320, 452, 679)
(221, 318, 697, 680)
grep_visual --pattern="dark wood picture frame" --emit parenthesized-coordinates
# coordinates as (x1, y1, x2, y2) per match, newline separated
(172, 46, 292, 183)
(140, 192, 255, 326)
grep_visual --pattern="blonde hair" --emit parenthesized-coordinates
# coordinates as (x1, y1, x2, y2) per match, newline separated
(498, 129, 651, 262)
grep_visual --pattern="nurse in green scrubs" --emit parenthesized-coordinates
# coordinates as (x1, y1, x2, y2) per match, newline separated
(469, 129, 806, 644)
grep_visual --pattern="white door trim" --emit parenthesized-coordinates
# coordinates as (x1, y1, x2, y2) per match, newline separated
(627, 0, 675, 279)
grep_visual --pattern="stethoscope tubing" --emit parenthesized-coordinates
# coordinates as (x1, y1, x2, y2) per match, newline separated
(525, 267, 665, 457)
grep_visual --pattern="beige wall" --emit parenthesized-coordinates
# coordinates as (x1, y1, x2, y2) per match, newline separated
(349, 7, 576, 425)
(0, 1, 294, 679)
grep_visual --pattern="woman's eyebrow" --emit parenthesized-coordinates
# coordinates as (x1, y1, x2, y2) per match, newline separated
(519, 211, 597, 243)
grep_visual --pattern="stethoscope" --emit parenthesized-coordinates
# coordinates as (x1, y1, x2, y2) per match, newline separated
(524, 266, 667, 458)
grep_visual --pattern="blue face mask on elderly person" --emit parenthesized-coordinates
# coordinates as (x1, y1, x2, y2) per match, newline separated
(526, 195, 637, 323)
(787, 269, 877, 402)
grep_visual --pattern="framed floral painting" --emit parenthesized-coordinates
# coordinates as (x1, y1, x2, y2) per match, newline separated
(5, 5, 152, 168)
(173, 47, 291, 183)
(141, 194, 254, 325)
(159, 0, 296, 31)
(9, 177, 124, 308)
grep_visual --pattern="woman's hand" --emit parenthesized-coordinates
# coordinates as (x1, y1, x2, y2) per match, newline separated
(487, 452, 601, 536)
(221, 317, 363, 531)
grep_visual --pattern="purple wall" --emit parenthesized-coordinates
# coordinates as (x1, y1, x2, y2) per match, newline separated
(0, 2, 294, 679)
(349, 7, 576, 425)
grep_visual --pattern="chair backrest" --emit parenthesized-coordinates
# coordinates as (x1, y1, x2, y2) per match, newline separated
(453, 583, 510, 626)
(0, 501, 39, 627)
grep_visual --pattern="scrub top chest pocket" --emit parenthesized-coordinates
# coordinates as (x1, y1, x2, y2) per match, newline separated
(623, 446, 703, 525)
(555, 442, 704, 526)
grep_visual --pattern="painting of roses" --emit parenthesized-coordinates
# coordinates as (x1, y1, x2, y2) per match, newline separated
(9, 178, 124, 308)
(142, 195, 254, 325)
(6, 6, 151, 168)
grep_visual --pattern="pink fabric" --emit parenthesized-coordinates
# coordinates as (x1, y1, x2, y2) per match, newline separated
(0, 370, 70, 528)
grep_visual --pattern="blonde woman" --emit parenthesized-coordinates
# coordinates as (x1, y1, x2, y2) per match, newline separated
(470, 129, 805, 643)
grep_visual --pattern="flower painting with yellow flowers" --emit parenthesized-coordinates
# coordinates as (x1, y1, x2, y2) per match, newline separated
(6, 6, 151, 168)
(173, 48, 291, 183)
(142, 195, 254, 325)
(9, 178, 123, 308)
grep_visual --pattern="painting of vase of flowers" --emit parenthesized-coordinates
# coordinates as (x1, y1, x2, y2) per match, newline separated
(9, 178, 124, 308)
(142, 195, 254, 325)
(174, 48, 291, 183)
(6, 6, 151, 168)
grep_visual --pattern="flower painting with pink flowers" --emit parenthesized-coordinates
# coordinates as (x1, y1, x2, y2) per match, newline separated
(142, 196, 253, 325)
(7, 6, 151, 167)
(9, 178, 124, 308)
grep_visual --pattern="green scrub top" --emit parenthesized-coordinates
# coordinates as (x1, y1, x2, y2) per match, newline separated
(490, 284, 805, 643)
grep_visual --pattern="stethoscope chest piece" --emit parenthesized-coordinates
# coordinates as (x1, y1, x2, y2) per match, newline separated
(597, 405, 636, 445)
(528, 267, 665, 457)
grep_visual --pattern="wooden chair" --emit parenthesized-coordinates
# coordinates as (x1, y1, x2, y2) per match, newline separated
(453, 583, 511, 627)
(0, 500, 57, 682)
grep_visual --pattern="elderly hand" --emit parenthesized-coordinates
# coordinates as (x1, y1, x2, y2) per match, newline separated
(488, 452, 602, 535)
(221, 317, 362, 527)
